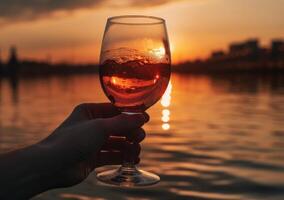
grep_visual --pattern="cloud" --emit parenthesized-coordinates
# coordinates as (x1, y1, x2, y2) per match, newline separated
(0, 0, 104, 21)
(128, 0, 177, 7)
(0, 0, 184, 22)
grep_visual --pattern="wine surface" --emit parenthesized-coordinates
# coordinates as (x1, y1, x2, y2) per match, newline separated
(100, 59, 171, 112)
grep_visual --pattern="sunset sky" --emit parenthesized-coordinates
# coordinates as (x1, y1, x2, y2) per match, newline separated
(0, 0, 283, 64)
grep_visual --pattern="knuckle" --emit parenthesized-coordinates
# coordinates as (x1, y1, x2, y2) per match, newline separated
(74, 103, 91, 114)
(74, 104, 85, 112)
(139, 127, 146, 134)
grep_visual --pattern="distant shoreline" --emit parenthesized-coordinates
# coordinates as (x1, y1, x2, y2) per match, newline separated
(173, 61, 284, 75)
(0, 62, 284, 78)
(1, 38, 283, 77)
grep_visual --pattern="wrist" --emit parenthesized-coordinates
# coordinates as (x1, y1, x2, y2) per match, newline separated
(28, 142, 69, 192)
(37, 138, 72, 171)
(0, 144, 58, 199)
(27, 144, 58, 190)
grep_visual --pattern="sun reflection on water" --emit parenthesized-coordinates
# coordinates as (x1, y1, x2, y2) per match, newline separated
(161, 81, 172, 130)
(162, 123, 170, 130)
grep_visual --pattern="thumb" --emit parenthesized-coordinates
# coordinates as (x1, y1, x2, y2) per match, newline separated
(100, 113, 146, 135)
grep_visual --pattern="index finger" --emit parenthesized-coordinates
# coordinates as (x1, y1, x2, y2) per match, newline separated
(81, 103, 120, 119)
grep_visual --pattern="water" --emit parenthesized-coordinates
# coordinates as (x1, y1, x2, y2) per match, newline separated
(0, 73, 284, 200)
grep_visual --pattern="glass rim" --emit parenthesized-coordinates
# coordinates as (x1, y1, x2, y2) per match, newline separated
(107, 15, 165, 25)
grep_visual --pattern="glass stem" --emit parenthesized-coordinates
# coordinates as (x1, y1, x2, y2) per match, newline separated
(120, 112, 141, 173)
(121, 162, 136, 170)
(121, 140, 139, 174)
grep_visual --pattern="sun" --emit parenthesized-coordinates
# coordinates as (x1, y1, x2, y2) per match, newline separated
(149, 47, 166, 59)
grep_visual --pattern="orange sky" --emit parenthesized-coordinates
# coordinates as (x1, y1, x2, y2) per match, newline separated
(0, 0, 283, 64)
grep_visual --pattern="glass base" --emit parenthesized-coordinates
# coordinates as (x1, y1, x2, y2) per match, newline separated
(96, 165, 160, 187)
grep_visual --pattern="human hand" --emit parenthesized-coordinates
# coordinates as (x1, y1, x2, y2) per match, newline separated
(39, 103, 149, 188)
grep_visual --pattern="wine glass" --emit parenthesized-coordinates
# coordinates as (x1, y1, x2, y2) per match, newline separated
(97, 15, 171, 187)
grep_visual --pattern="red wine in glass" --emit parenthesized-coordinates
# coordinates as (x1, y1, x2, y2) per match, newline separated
(100, 59, 170, 113)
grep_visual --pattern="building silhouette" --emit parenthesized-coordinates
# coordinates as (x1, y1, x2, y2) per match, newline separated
(228, 39, 260, 60)
(271, 40, 284, 59)
(210, 38, 284, 61)
(211, 50, 225, 61)
(176, 38, 284, 73)
(8, 46, 19, 74)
